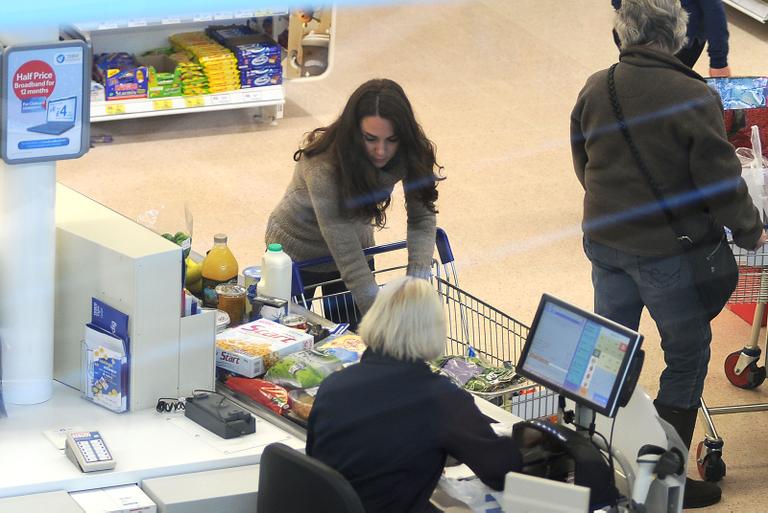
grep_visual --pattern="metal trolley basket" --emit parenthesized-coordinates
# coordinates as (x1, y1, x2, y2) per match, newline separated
(696, 77, 768, 481)
(696, 238, 768, 482)
(291, 228, 558, 421)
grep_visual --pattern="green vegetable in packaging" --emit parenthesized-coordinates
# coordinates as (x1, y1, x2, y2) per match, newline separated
(435, 355, 525, 393)
(160, 231, 191, 259)
(265, 350, 343, 389)
(463, 367, 525, 393)
(174, 231, 190, 243)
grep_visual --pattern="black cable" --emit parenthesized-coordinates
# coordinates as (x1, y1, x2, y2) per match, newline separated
(572, 419, 617, 491)
(607, 416, 618, 491)
(156, 397, 185, 413)
(561, 406, 619, 497)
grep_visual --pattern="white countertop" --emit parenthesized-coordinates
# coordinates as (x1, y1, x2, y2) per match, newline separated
(0, 381, 303, 499)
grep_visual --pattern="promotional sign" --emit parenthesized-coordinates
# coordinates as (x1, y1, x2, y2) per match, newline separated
(1, 40, 90, 164)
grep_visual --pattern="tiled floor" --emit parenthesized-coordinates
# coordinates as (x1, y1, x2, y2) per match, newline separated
(57, 1, 768, 510)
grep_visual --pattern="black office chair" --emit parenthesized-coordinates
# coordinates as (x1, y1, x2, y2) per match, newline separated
(257, 442, 365, 513)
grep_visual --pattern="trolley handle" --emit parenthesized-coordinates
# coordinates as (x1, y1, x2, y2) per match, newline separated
(725, 224, 768, 245)
(435, 227, 454, 265)
(289, 227, 455, 297)
(293, 227, 453, 269)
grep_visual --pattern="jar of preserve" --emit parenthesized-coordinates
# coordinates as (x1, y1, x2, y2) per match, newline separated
(215, 284, 246, 327)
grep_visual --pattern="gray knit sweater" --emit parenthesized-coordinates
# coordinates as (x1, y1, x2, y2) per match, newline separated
(265, 152, 437, 314)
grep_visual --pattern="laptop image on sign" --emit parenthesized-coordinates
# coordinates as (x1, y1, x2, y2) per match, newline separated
(27, 96, 77, 136)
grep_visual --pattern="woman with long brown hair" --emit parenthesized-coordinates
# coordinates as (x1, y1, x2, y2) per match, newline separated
(265, 79, 443, 322)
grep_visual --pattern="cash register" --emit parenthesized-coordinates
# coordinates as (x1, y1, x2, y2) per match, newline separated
(504, 294, 686, 513)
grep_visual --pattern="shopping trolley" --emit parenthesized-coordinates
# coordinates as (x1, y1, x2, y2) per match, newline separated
(290, 228, 559, 420)
(694, 237, 768, 482)
(694, 77, 768, 482)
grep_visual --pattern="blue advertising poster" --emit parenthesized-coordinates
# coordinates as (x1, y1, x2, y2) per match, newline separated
(1, 41, 90, 164)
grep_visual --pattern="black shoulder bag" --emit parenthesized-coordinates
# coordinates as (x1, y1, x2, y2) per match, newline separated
(606, 63, 737, 321)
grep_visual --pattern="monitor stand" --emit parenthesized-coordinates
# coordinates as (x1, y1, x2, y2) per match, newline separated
(570, 400, 685, 513)
(573, 404, 595, 437)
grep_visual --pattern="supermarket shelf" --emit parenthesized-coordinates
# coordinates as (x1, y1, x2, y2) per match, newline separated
(724, 0, 768, 22)
(90, 85, 285, 122)
(73, 10, 288, 33)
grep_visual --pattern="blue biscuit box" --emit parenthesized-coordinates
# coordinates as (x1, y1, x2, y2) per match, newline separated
(240, 66, 282, 88)
(235, 43, 282, 69)
(205, 26, 282, 69)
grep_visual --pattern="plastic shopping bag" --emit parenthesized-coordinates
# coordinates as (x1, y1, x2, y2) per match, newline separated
(137, 203, 194, 288)
(737, 125, 767, 221)
(136, 202, 194, 259)
(733, 126, 768, 265)
(437, 476, 503, 513)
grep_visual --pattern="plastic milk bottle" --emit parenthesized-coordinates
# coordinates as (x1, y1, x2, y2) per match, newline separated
(260, 243, 293, 301)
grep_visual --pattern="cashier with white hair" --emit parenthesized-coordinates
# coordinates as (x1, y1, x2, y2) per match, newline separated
(306, 276, 523, 513)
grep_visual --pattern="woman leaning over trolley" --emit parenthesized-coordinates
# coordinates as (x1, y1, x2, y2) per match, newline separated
(265, 79, 442, 323)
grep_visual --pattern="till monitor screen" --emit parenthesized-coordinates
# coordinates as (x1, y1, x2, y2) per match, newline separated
(517, 294, 643, 417)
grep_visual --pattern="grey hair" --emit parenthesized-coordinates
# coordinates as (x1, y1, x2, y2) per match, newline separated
(358, 276, 445, 362)
(614, 0, 689, 54)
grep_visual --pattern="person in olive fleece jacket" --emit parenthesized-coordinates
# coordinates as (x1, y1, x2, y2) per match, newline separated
(612, 0, 732, 77)
(265, 79, 440, 318)
(572, 0, 766, 508)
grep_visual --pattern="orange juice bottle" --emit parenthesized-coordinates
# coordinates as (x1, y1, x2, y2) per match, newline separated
(201, 233, 239, 308)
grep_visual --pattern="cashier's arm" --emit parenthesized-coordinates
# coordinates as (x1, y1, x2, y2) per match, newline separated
(440, 388, 523, 491)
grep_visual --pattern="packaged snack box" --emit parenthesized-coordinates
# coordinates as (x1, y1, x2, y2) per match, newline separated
(233, 41, 281, 68)
(137, 54, 183, 99)
(94, 53, 149, 100)
(205, 25, 282, 69)
(240, 66, 282, 88)
(316, 334, 366, 364)
(216, 318, 314, 377)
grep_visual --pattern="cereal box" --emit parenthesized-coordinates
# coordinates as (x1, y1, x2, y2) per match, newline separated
(215, 318, 314, 377)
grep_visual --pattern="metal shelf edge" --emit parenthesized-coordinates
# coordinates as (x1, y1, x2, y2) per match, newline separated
(74, 10, 289, 33)
(724, 0, 768, 22)
(90, 86, 285, 122)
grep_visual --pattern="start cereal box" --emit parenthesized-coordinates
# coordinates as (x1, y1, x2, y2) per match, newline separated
(215, 318, 314, 377)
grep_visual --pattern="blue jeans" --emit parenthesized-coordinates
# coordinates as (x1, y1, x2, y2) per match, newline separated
(583, 237, 711, 410)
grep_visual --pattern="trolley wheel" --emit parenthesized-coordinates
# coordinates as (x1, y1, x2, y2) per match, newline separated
(696, 441, 727, 482)
(724, 351, 766, 389)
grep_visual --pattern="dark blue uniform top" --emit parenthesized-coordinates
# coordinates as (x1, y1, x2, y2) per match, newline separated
(306, 349, 523, 513)
(612, 0, 729, 68)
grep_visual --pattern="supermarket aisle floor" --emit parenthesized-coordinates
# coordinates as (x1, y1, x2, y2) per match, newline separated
(58, 1, 768, 510)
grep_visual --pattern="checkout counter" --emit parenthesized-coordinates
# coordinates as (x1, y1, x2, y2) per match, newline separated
(0, 184, 301, 511)
(0, 187, 685, 513)
(0, 381, 303, 502)
(0, 325, 518, 513)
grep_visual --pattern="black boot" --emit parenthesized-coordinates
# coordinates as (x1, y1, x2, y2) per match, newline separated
(655, 402, 722, 509)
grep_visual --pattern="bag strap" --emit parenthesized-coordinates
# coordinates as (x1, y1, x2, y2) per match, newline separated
(606, 63, 695, 249)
